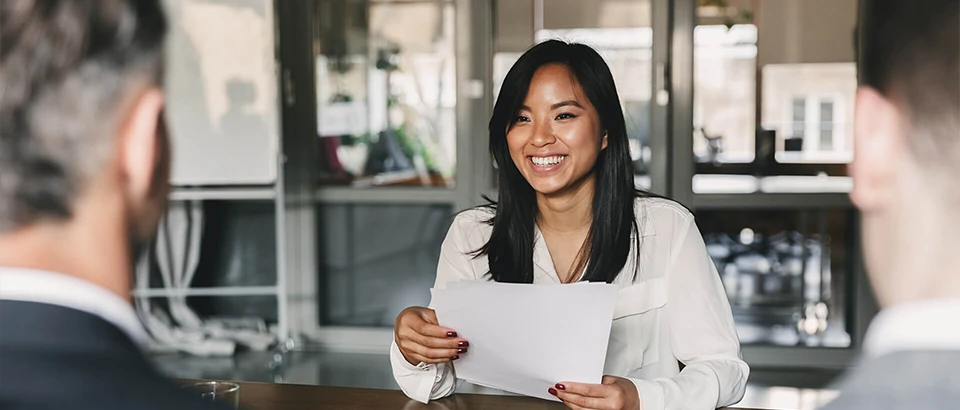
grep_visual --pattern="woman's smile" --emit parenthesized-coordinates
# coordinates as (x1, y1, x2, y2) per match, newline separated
(528, 154, 568, 173)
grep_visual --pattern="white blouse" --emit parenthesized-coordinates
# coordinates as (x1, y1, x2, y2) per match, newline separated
(390, 197, 749, 410)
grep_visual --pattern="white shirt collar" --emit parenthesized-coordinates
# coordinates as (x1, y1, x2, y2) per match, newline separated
(0, 267, 148, 346)
(862, 298, 960, 359)
(531, 217, 656, 284)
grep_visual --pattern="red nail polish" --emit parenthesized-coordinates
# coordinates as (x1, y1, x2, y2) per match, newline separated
(458, 341, 469, 347)
(556, 383, 566, 390)
(548, 388, 558, 396)
(457, 348, 467, 353)
(451, 355, 460, 360)
(447, 331, 458, 337)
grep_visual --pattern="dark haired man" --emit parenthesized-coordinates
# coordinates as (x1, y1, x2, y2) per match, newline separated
(822, 0, 960, 408)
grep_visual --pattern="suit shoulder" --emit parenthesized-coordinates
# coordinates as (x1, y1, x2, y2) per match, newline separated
(823, 352, 960, 410)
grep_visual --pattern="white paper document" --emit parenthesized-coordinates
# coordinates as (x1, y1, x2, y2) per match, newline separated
(431, 281, 619, 401)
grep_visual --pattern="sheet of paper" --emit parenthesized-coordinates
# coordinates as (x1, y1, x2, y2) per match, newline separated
(431, 281, 618, 402)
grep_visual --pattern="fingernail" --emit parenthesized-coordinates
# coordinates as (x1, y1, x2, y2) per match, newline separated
(458, 341, 470, 347)
(548, 388, 558, 396)
(451, 355, 460, 360)
(556, 383, 566, 390)
(447, 331, 458, 337)
(457, 348, 467, 353)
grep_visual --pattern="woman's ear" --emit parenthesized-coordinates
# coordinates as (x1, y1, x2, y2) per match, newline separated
(601, 131, 608, 150)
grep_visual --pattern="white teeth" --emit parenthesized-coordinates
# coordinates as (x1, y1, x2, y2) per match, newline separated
(531, 155, 566, 166)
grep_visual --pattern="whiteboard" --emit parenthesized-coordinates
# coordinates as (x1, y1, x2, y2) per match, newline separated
(163, 0, 279, 185)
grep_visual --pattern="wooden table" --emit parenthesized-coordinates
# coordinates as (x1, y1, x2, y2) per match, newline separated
(226, 380, 763, 410)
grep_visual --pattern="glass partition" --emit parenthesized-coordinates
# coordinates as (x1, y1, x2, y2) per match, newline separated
(318, 203, 454, 327)
(692, 0, 859, 193)
(695, 208, 854, 348)
(314, 0, 457, 188)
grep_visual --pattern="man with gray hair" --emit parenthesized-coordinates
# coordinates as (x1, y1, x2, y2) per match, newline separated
(0, 1, 226, 409)
(821, 0, 960, 408)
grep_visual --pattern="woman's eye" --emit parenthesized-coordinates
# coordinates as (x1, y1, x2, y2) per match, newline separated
(556, 113, 576, 120)
(515, 115, 530, 123)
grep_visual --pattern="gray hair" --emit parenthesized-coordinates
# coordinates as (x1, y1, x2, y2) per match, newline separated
(0, 0, 168, 232)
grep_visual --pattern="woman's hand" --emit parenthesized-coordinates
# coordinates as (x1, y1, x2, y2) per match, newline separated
(394, 306, 469, 366)
(549, 376, 642, 410)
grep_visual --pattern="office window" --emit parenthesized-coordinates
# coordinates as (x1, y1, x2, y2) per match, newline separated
(820, 100, 835, 151)
(784, 96, 806, 154)
(790, 97, 806, 139)
(764, 64, 854, 163)
(772, 93, 847, 163)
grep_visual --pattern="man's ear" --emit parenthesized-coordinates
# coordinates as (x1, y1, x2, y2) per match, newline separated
(849, 87, 906, 213)
(118, 88, 165, 203)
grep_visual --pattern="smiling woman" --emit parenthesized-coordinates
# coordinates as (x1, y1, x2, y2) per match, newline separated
(483, 41, 642, 285)
(508, 65, 605, 197)
(390, 40, 749, 410)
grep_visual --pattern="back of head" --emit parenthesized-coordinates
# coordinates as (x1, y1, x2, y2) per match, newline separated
(853, 0, 960, 307)
(858, 0, 960, 188)
(0, 0, 168, 233)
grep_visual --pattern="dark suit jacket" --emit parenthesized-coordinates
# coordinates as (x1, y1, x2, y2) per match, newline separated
(0, 300, 230, 410)
(820, 350, 960, 410)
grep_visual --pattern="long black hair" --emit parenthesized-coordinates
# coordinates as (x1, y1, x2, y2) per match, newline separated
(474, 39, 652, 284)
